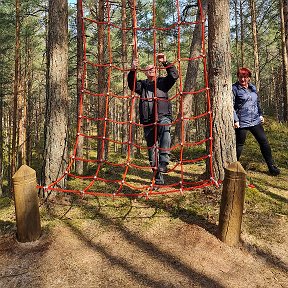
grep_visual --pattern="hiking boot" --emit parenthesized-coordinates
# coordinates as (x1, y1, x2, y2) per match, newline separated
(158, 162, 168, 173)
(155, 172, 164, 185)
(268, 164, 280, 176)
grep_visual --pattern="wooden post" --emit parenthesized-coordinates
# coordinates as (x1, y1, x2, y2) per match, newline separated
(12, 165, 41, 242)
(218, 161, 246, 246)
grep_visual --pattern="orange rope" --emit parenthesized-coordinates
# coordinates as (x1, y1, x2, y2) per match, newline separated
(38, 0, 217, 198)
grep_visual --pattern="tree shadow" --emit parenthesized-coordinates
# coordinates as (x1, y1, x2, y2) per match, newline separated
(145, 194, 288, 276)
(240, 240, 288, 273)
(67, 159, 210, 196)
(0, 224, 51, 287)
(0, 220, 15, 234)
(249, 178, 288, 204)
(65, 211, 224, 288)
(46, 187, 287, 282)
(142, 196, 218, 236)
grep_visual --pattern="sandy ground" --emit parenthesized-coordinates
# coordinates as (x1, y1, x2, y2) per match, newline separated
(0, 198, 287, 288)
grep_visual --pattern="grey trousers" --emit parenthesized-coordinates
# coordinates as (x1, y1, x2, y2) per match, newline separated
(143, 117, 171, 184)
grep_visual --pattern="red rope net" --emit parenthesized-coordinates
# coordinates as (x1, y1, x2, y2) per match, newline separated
(41, 0, 216, 198)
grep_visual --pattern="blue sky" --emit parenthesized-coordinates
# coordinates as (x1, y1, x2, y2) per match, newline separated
(68, 0, 76, 4)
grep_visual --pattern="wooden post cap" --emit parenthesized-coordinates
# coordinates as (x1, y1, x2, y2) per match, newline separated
(224, 161, 246, 176)
(12, 164, 36, 183)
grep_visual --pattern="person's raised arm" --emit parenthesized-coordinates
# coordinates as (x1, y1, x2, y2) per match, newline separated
(158, 53, 179, 91)
(127, 58, 142, 94)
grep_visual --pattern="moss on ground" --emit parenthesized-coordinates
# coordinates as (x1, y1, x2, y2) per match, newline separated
(0, 118, 287, 247)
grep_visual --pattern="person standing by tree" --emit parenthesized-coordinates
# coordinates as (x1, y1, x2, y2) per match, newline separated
(233, 67, 280, 176)
(127, 53, 179, 185)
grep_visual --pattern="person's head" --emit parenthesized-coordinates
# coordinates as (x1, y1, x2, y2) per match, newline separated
(237, 67, 251, 88)
(144, 64, 157, 81)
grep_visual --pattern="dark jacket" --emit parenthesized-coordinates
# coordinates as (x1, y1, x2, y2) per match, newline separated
(232, 81, 263, 128)
(128, 62, 179, 124)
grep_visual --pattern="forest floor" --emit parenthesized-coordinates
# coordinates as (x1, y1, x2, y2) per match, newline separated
(0, 119, 287, 288)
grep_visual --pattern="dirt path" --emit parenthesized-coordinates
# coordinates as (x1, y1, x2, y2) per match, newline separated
(0, 199, 287, 288)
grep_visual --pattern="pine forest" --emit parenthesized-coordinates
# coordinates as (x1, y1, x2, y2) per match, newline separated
(0, 0, 287, 196)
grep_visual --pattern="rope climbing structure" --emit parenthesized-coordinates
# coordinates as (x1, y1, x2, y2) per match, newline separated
(41, 0, 216, 198)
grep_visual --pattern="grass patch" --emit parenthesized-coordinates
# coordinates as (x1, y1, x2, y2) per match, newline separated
(0, 197, 15, 233)
(241, 117, 288, 169)
(0, 118, 286, 248)
(240, 118, 288, 241)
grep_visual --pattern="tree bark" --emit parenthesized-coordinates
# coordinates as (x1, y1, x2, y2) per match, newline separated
(174, 0, 208, 143)
(280, 0, 288, 122)
(284, 0, 288, 54)
(26, 34, 33, 166)
(233, 0, 240, 70)
(18, 65, 27, 166)
(76, 0, 84, 174)
(121, 0, 129, 155)
(240, 0, 245, 67)
(0, 55, 3, 196)
(43, 0, 69, 187)
(208, 0, 237, 181)
(97, 0, 106, 160)
(128, 0, 137, 158)
(249, 0, 260, 91)
(12, 0, 21, 184)
(7, 108, 12, 190)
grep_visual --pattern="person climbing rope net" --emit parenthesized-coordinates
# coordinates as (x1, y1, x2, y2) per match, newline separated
(128, 53, 179, 186)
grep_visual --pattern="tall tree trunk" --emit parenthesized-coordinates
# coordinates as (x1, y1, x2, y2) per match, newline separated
(128, 0, 137, 157)
(233, 0, 240, 70)
(18, 77, 26, 166)
(240, 0, 245, 67)
(249, 0, 260, 91)
(19, 31, 30, 166)
(121, 0, 128, 155)
(97, 0, 106, 160)
(280, 0, 288, 122)
(270, 66, 279, 119)
(76, 0, 84, 174)
(26, 35, 33, 166)
(174, 0, 208, 143)
(284, 0, 288, 53)
(208, 0, 237, 181)
(0, 56, 3, 196)
(43, 0, 69, 187)
(7, 108, 12, 190)
(12, 0, 21, 183)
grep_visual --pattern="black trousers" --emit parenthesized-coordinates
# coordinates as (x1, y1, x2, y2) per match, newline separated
(235, 124, 274, 166)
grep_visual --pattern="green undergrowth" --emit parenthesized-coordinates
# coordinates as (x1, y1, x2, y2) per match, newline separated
(244, 186, 287, 243)
(239, 118, 288, 241)
(241, 117, 288, 169)
(0, 118, 287, 246)
(0, 197, 15, 234)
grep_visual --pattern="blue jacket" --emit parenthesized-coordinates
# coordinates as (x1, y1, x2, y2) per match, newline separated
(232, 82, 263, 128)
